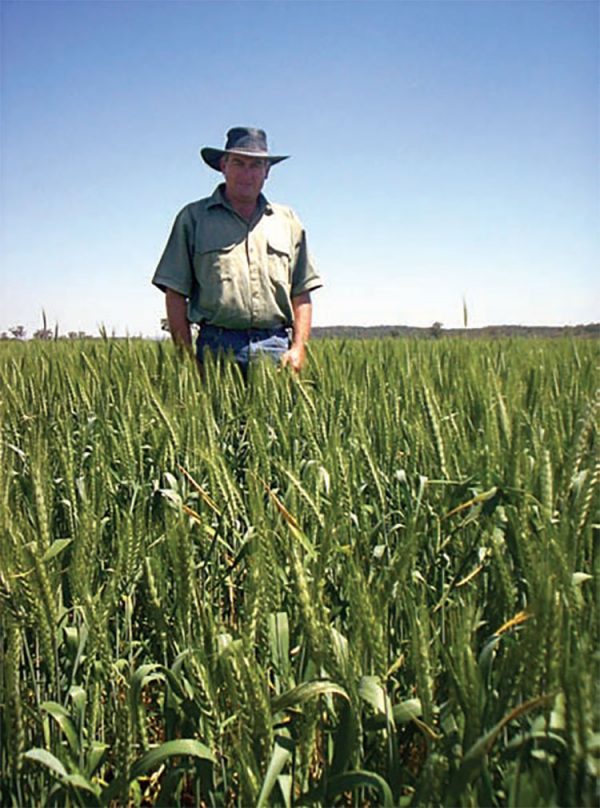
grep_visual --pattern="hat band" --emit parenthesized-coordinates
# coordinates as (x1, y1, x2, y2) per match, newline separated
(226, 147, 269, 156)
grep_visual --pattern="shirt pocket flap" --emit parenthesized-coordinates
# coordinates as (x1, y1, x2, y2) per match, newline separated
(266, 225, 291, 258)
(195, 237, 238, 256)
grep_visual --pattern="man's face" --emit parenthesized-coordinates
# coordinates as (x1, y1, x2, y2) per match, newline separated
(220, 154, 270, 207)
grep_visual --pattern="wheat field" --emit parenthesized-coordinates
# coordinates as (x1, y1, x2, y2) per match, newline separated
(0, 336, 598, 806)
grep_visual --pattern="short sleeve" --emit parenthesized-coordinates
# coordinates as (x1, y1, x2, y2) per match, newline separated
(151, 207, 195, 296)
(289, 215, 322, 298)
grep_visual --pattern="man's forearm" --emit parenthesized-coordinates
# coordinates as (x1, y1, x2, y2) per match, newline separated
(291, 292, 312, 347)
(166, 289, 192, 348)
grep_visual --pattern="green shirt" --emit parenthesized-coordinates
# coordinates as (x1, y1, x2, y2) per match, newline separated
(152, 185, 322, 329)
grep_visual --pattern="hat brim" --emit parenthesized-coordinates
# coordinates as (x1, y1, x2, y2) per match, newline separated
(200, 146, 289, 171)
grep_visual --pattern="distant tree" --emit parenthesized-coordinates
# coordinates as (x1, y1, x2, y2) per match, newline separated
(0, 332, 8, 341)
(430, 321, 443, 339)
(33, 328, 53, 340)
(9, 325, 26, 340)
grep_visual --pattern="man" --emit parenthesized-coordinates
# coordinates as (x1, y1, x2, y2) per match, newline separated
(152, 127, 322, 376)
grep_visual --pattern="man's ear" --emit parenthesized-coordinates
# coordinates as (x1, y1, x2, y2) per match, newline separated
(219, 155, 228, 173)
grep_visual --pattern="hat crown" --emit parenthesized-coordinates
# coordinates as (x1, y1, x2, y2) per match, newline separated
(225, 127, 269, 154)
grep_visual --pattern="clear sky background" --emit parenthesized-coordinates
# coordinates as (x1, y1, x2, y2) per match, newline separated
(1, 0, 598, 337)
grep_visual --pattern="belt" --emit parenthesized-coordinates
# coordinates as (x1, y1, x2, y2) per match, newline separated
(200, 324, 290, 338)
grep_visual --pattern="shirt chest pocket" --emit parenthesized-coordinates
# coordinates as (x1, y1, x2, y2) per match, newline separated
(193, 239, 241, 312)
(266, 232, 291, 286)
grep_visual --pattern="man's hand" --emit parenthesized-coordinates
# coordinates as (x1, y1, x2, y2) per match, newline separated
(281, 342, 306, 373)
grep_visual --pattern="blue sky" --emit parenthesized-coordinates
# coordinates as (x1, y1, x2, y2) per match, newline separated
(1, 0, 598, 336)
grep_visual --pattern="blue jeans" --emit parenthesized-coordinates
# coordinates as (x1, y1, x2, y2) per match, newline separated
(196, 325, 290, 376)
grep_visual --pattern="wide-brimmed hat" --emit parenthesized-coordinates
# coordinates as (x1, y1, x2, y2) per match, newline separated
(200, 127, 289, 171)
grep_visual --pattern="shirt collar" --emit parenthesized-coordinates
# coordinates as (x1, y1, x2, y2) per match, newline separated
(207, 183, 273, 216)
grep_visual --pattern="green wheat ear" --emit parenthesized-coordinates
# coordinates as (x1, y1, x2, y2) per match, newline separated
(5, 618, 24, 778)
